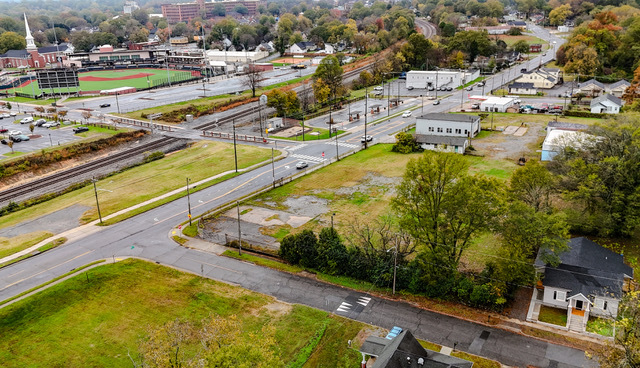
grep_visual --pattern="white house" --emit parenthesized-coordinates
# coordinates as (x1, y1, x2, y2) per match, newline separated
(480, 96, 515, 112)
(405, 69, 480, 90)
(590, 94, 623, 114)
(414, 113, 480, 154)
(541, 129, 593, 161)
(533, 237, 633, 332)
(606, 79, 630, 98)
(287, 41, 316, 54)
(515, 68, 561, 89)
(508, 82, 537, 95)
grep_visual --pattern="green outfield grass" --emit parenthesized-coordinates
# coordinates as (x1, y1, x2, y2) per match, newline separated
(8, 68, 197, 95)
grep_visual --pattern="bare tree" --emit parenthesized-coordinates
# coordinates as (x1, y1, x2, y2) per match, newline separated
(243, 64, 264, 98)
(346, 216, 417, 262)
(82, 111, 92, 124)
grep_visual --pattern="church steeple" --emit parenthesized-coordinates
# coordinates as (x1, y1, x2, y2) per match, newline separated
(24, 13, 37, 51)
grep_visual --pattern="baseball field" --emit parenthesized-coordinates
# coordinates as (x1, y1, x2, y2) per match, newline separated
(8, 68, 199, 96)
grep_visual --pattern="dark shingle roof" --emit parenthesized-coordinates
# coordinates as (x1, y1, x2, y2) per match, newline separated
(509, 82, 535, 89)
(417, 113, 479, 123)
(360, 330, 473, 368)
(537, 237, 633, 299)
(37, 44, 70, 54)
(0, 49, 29, 58)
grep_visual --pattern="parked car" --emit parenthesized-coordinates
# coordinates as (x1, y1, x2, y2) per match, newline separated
(361, 135, 373, 143)
(99, 103, 111, 108)
(542, 52, 547, 56)
(374, 86, 383, 91)
(42, 121, 60, 128)
(1, 113, 9, 118)
(73, 126, 89, 133)
(0, 127, 7, 133)
(9, 112, 16, 116)
(8, 130, 22, 136)
(9, 135, 22, 142)
(466, 86, 473, 91)
(433, 100, 441, 105)
(402, 111, 412, 118)
(0, 139, 7, 145)
(296, 161, 308, 169)
(407, 86, 414, 90)
(373, 91, 383, 96)
(520, 68, 527, 73)
(35, 118, 46, 126)
(471, 103, 480, 109)
(446, 86, 453, 91)
(15, 134, 29, 141)
(477, 82, 485, 87)
(20, 117, 33, 124)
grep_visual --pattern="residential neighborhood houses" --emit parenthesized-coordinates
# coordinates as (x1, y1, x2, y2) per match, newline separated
(2, 0, 640, 366)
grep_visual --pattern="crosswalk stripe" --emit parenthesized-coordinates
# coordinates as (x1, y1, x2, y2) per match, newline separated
(292, 154, 325, 163)
(325, 141, 360, 149)
(286, 143, 308, 151)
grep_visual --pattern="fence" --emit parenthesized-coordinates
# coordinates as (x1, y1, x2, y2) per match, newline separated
(112, 117, 175, 132)
(201, 130, 269, 143)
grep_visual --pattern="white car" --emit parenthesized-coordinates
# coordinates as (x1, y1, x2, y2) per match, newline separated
(1, 113, 9, 118)
(20, 117, 33, 124)
(42, 121, 60, 128)
(9, 112, 17, 116)
(296, 161, 308, 169)
(8, 130, 22, 136)
(361, 135, 373, 143)
(402, 111, 412, 118)
(374, 86, 383, 91)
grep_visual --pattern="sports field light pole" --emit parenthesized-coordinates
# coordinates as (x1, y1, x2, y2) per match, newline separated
(232, 119, 238, 172)
(186, 177, 192, 226)
(115, 91, 121, 114)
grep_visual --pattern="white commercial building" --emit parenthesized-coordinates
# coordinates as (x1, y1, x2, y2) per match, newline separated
(541, 129, 593, 161)
(205, 50, 269, 63)
(480, 97, 516, 112)
(405, 69, 480, 90)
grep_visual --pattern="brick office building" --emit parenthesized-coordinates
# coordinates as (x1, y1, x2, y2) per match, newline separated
(162, 0, 262, 23)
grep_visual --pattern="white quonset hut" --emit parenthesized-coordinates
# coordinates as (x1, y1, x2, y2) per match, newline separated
(405, 69, 480, 90)
(480, 96, 516, 112)
(415, 113, 481, 154)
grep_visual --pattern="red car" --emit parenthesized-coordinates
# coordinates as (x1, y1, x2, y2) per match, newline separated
(0, 127, 7, 133)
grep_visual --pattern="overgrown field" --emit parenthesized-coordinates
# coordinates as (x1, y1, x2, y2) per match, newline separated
(0, 259, 363, 367)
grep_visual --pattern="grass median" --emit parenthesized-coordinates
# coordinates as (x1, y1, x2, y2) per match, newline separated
(0, 141, 274, 231)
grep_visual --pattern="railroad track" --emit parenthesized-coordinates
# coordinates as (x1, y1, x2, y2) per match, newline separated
(194, 64, 372, 131)
(0, 136, 181, 205)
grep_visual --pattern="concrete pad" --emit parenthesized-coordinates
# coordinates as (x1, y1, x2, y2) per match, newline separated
(513, 127, 528, 136)
(439, 346, 453, 355)
(287, 215, 311, 228)
(503, 126, 519, 135)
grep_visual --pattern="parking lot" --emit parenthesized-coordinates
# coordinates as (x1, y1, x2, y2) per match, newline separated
(0, 112, 83, 159)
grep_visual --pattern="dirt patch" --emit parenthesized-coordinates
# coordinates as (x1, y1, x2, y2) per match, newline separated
(352, 326, 388, 349)
(282, 195, 330, 218)
(332, 172, 400, 197)
(79, 73, 154, 82)
(260, 301, 293, 317)
(473, 124, 544, 160)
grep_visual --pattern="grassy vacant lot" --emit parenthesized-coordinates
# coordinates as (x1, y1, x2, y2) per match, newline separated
(0, 259, 362, 367)
(497, 34, 548, 50)
(249, 144, 516, 266)
(0, 141, 273, 235)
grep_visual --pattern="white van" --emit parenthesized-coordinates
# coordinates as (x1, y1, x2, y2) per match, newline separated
(20, 117, 34, 124)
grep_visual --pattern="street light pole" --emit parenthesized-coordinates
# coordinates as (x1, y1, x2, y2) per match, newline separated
(186, 177, 192, 226)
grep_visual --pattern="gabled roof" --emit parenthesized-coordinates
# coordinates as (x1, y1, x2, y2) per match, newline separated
(295, 41, 316, 49)
(580, 79, 605, 90)
(509, 82, 535, 90)
(591, 93, 622, 107)
(537, 237, 633, 299)
(37, 44, 70, 54)
(608, 79, 630, 90)
(417, 113, 480, 123)
(360, 330, 473, 368)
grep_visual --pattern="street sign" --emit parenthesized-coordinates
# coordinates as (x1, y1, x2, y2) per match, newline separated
(260, 94, 268, 105)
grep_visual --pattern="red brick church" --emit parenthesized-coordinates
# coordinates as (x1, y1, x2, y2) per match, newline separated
(0, 14, 71, 69)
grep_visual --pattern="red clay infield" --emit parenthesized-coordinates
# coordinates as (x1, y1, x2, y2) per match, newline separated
(79, 73, 154, 82)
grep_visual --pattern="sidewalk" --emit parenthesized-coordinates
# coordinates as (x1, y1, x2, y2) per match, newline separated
(0, 151, 287, 266)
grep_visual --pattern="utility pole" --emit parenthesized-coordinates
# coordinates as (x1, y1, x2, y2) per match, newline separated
(186, 177, 192, 226)
(302, 114, 305, 141)
(93, 179, 103, 225)
(271, 148, 275, 188)
(236, 201, 242, 255)
(232, 119, 238, 173)
(364, 86, 368, 149)
(335, 126, 339, 160)
(387, 73, 391, 117)
(115, 91, 120, 114)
